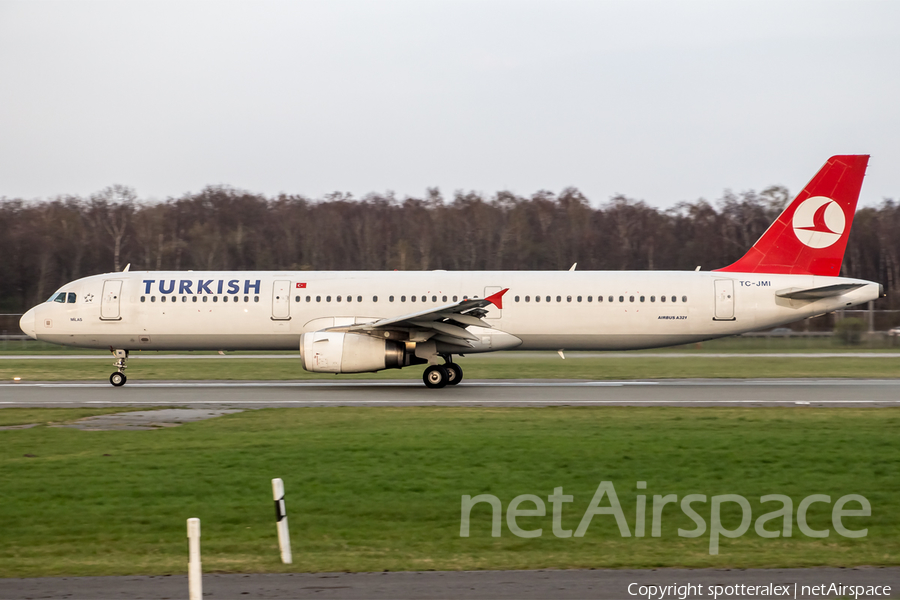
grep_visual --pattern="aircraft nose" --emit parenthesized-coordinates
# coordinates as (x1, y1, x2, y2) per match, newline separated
(19, 308, 36, 340)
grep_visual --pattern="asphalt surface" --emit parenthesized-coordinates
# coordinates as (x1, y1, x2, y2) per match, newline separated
(1, 567, 897, 599)
(2, 378, 900, 407)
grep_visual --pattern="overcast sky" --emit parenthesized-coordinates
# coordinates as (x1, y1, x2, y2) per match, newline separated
(1, 0, 898, 208)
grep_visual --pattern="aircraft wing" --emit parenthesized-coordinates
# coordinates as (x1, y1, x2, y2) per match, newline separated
(775, 283, 865, 300)
(338, 288, 508, 347)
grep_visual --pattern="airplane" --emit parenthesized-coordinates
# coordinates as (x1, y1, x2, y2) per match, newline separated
(18, 155, 882, 388)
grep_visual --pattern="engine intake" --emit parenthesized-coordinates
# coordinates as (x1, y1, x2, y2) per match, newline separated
(300, 332, 406, 373)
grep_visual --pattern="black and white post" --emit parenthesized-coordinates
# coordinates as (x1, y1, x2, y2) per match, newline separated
(272, 478, 293, 564)
(187, 518, 202, 600)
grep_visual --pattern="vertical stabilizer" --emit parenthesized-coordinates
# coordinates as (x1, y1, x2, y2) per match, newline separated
(715, 155, 868, 276)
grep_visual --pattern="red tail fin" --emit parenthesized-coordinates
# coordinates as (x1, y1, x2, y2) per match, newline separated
(715, 155, 869, 276)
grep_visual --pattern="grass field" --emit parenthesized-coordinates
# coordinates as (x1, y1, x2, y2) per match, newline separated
(3, 354, 900, 382)
(1, 407, 898, 577)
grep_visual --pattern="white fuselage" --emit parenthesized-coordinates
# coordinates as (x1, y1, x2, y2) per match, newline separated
(21, 270, 881, 353)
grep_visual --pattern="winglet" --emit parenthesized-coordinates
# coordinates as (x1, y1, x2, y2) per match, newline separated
(485, 288, 509, 309)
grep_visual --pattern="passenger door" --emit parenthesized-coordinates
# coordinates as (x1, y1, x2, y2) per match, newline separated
(713, 279, 735, 321)
(100, 280, 123, 320)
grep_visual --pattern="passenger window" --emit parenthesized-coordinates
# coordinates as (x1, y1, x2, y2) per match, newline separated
(212, 296, 217, 303)
(373, 296, 378, 302)
(223, 296, 228, 303)
(389, 296, 394, 302)
(306, 296, 311, 302)
(337, 296, 342, 302)
(432, 295, 437, 302)
(682, 296, 687, 302)
(357, 296, 362, 302)
(140, 296, 146, 303)
(295, 296, 300, 302)
(152, 296, 157, 302)
(629, 296, 634, 302)
(566, 296, 571, 302)
(346, 295, 352, 303)
(254, 296, 259, 302)
(67, 292, 77, 303)
(401, 295, 406, 302)
(588, 296, 593, 302)
(183, 296, 187, 302)
(546, 296, 551, 302)
(577, 296, 582, 302)
(162, 296, 167, 303)
(316, 296, 321, 302)
(515, 296, 520, 302)
(608, 296, 613, 303)
(671, 296, 676, 302)
(453, 296, 458, 301)
(193, 297, 198, 303)
(525, 296, 530, 302)
(245, 296, 250, 302)
(535, 296, 540, 303)
(326, 296, 332, 302)
(442, 295, 447, 302)
(651, 296, 656, 302)
(640, 296, 645, 302)
(619, 296, 624, 302)
(422, 296, 426, 302)
(411, 295, 416, 302)
(661, 295, 666, 302)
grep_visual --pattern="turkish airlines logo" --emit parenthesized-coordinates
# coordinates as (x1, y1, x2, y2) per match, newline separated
(792, 196, 845, 249)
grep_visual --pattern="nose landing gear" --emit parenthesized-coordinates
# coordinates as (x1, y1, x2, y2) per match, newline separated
(109, 349, 128, 387)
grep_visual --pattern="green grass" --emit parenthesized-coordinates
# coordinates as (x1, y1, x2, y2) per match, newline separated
(1, 407, 898, 577)
(3, 354, 900, 382)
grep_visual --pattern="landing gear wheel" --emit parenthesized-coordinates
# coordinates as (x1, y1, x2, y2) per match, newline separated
(446, 363, 463, 385)
(109, 372, 127, 387)
(423, 365, 449, 389)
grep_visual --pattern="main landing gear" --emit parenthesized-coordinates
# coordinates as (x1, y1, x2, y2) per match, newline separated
(422, 356, 463, 389)
(109, 349, 128, 387)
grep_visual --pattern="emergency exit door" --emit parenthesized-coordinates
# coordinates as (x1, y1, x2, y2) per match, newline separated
(483, 286, 503, 320)
(272, 280, 291, 320)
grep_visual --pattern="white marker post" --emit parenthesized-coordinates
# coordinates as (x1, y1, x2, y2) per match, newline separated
(272, 478, 293, 564)
(187, 518, 202, 600)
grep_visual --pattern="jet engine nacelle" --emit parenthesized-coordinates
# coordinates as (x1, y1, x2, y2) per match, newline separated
(300, 331, 406, 373)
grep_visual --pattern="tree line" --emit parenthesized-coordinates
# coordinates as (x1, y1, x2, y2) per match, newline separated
(1, 184, 898, 313)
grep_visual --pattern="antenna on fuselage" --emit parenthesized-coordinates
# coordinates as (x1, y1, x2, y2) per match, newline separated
(569, 263, 577, 271)
(122, 263, 131, 272)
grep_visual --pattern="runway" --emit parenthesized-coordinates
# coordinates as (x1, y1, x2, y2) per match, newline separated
(2, 378, 900, 407)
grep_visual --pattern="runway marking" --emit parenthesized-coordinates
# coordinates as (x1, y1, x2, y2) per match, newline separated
(2, 399, 899, 405)
(4, 352, 900, 360)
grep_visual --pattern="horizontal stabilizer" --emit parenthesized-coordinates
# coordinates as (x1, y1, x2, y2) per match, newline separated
(775, 283, 865, 300)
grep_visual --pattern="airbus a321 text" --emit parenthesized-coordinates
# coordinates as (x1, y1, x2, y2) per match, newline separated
(19, 155, 883, 388)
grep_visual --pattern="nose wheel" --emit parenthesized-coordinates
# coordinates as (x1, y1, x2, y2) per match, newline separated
(109, 349, 128, 387)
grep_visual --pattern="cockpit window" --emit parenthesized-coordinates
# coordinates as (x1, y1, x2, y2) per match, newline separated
(53, 293, 66, 303)
(67, 292, 77, 303)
